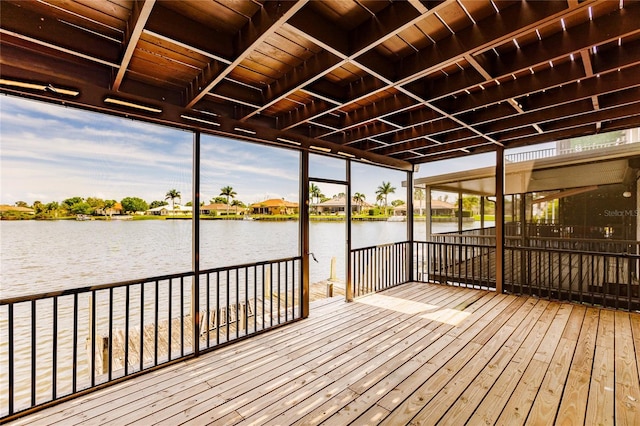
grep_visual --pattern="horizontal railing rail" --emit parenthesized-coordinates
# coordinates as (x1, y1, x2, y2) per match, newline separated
(414, 241, 640, 310)
(431, 229, 639, 255)
(0, 256, 301, 420)
(350, 241, 410, 298)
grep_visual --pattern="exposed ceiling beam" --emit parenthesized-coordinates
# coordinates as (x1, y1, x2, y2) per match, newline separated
(112, 0, 156, 91)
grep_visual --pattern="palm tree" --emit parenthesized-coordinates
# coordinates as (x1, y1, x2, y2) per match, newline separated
(220, 185, 237, 216)
(414, 187, 425, 216)
(309, 183, 322, 213)
(230, 199, 244, 214)
(165, 189, 181, 211)
(353, 192, 366, 214)
(376, 181, 396, 215)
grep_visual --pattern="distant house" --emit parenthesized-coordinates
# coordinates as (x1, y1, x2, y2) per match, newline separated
(200, 203, 243, 215)
(146, 205, 193, 215)
(0, 205, 35, 215)
(393, 199, 456, 216)
(316, 195, 373, 214)
(249, 199, 298, 215)
(97, 202, 123, 216)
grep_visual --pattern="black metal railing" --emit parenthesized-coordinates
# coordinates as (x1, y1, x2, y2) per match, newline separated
(414, 241, 496, 290)
(503, 246, 639, 310)
(350, 242, 410, 297)
(198, 257, 301, 350)
(0, 256, 301, 420)
(413, 241, 640, 310)
(432, 227, 640, 255)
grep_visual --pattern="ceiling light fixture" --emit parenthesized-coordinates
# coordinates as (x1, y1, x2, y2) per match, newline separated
(561, 18, 566, 31)
(310, 145, 331, 153)
(104, 97, 161, 113)
(276, 137, 301, 146)
(588, 7, 593, 20)
(234, 127, 256, 135)
(0, 79, 79, 97)
(0, 78, 46, 91)
(337, 151, 355, 158)
(180, 115, 220, 126)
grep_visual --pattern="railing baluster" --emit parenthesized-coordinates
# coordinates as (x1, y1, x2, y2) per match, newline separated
(180, 276, 184, 357)
(72, 293, 78, 394)
(52, 297, 57, 401)
(140, 282, 144, 373)
(154, 280, 159, 366)
(253, 265, 258, 332)
(91, 290, 97, 386)
(285, 261, 289, 322)
(236, 268, 240, 339)
(168, 279, 172, 361)
(276, 262, 281, 325)
(108, 288, 113, 381)
(8, 303, 14, 416)
(124, 286, 130, 376)
(206, 273, 210, 348)
(31, 300, 36, 407)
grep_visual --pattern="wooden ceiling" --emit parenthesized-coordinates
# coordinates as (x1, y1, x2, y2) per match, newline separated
(2, 0, 639, 170)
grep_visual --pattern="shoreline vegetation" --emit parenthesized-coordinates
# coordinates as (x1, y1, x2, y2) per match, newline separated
(0, 212, 490, 222)
(2, 183, 490, 221)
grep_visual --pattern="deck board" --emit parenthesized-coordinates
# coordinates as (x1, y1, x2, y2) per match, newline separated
(7, 282, 640, 426)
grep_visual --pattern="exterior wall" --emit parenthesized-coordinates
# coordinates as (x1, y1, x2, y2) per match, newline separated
(559, 183, 636, 240)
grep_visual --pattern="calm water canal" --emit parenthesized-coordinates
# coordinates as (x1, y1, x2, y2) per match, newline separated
(0, 219, 473, 299)
(0, 218, 483, 415)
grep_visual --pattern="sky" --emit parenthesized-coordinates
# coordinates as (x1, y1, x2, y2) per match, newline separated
(1, 95, 503, 207)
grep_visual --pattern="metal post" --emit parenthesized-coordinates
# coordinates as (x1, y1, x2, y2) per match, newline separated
(300, 150, 310, 317)
(496, 145, 505, 293)
(346, 159, 353, 302)
(458, 190, 463, 232)
(407, 169, 414, 282)
(425, 186, 432, 242)
(192, 131, 200, 356)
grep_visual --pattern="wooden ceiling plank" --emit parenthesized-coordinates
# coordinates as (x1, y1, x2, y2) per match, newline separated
(477, 4, 640, 79)
(395, 0, 569, 84)
(185, 0, 308, 109)
(0, 1, 121, 66)
(242, 49, 343, 121)
(435, 60, 585, 115)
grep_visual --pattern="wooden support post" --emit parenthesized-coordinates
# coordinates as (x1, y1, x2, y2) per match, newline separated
(407, 169, 414, 282)
(239, 304, 246, 331)
(300, 151, 310, 316)
(101, 336, 109, 375)
(329, 256, 337, 281)
(264, 265, 271, 298)
(496, 145, 505, 294)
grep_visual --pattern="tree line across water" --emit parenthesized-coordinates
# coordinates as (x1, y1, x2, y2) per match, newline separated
(4, 181, 493, 220)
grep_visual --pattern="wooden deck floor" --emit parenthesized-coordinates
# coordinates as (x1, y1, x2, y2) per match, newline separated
(9, 282, 640, 425)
